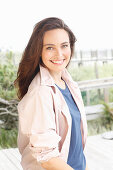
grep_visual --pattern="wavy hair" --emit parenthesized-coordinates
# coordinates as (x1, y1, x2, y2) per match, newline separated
(14, 17, 76, 99)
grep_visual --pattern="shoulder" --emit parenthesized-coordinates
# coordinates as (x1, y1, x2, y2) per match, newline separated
(18, 85, 53, 112)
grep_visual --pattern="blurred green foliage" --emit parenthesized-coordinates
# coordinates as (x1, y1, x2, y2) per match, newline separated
(87, 118, 113, 136)
(88, 102, 113, 136)
(0, 51, 18, 148)
(0, 128, 17, 149)
(0, 51, 17, 100)
(68, 63, 113, 81)
(68, 63, 113, 105)
(102, 102, 113, 124)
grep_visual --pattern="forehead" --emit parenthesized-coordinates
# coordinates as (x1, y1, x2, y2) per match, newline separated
(43, 29, 69, 44)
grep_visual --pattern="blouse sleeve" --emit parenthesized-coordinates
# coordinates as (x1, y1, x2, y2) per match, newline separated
(17, 87, 61, 169)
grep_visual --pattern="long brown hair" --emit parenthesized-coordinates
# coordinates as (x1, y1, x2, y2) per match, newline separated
(15, 17, 76, 100)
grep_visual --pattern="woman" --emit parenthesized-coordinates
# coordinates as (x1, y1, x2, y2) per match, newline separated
(15, 17, 88, 170)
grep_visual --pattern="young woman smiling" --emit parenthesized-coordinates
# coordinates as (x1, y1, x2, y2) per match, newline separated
(15, 17, 88, 170)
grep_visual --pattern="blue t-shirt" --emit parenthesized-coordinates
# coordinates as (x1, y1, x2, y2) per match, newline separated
(56, 82, 86, 170)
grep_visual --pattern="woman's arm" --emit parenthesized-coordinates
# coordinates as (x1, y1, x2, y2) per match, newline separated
(41, 157, 74, 170)
(18, 88, 71, 169)
(42, 157, 89, 170)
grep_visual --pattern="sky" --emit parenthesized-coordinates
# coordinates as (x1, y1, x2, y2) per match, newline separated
(0, 0, 113, 52)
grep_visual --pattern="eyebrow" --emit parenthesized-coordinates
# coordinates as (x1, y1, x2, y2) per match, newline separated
(43, 41, 70, 46)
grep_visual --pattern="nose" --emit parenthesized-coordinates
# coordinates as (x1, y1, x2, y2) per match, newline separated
(55, 48, 63, 58)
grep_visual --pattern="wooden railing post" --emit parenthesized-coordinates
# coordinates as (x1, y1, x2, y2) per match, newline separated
(104, 88, 109, 103)
(79, 50, 83, 67)
(86, 90, 90, 106)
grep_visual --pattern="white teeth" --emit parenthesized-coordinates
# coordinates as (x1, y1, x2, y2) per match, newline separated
(51, 60, 64, 64)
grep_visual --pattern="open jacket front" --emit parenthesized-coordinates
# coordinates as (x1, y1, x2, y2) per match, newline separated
(17, 65, 87, 170)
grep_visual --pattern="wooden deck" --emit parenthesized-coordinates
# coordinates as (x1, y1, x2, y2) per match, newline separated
(0, 147, 22, 170)
(85, 133, 113, 170)
(0, 133, 113, 170)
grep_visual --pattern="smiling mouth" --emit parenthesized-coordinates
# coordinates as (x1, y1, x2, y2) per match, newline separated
(50, 59, 65, 64)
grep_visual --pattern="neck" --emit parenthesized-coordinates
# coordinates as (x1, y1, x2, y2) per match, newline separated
(49, 71, 62, 82)
(49, 70, 66, 89)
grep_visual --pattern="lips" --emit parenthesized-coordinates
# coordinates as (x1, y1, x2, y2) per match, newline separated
(50, 59, 65, 65)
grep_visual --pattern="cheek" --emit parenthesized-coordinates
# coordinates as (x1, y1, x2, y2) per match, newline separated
(42, 53, 51, 64)
(42, 50, 53, 58)
(41, 53, 46, 62)
(65, 49, 71, 57)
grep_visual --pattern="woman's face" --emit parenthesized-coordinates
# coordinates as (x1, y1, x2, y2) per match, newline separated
(41, 29, 71, 74)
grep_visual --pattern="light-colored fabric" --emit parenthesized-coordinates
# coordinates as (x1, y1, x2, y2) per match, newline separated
(17, 65, 87, 170)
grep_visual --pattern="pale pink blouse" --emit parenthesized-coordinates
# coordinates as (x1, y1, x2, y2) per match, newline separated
(17, 65, 87, 170)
